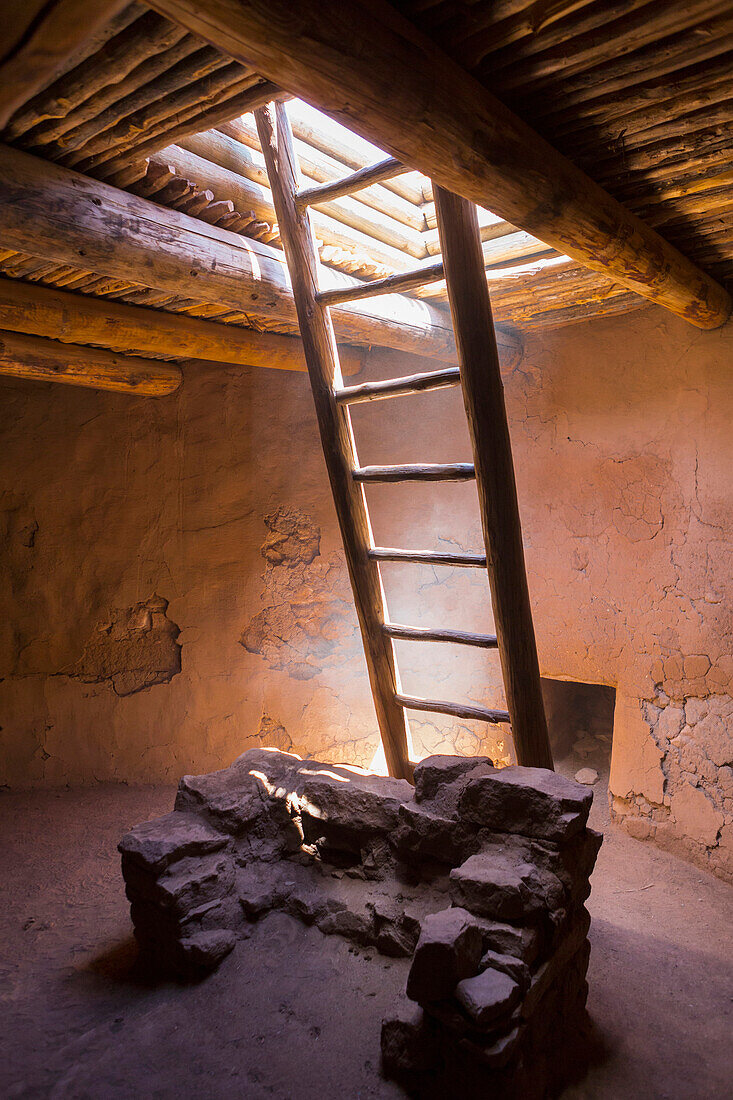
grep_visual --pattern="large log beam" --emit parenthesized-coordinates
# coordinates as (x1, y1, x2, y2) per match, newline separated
(0, 328, 181, 395)
(147, 0, 731, 330)
(0, 277, 364, 376)
(0, 144, 520, 365)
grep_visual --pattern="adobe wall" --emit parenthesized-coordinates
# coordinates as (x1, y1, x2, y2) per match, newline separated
(1, 304, 731, 879)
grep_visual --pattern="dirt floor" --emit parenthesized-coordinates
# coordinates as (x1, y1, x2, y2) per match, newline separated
(1, 756, 732, 1100)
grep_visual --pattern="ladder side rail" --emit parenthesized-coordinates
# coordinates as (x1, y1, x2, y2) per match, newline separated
(254, 101, 412, 781)
(434, 184, 553, 771)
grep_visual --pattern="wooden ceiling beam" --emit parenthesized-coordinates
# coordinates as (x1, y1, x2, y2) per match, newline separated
(0, 276, 365, 376)
(0, 144, 520, 364)
(0, 327, 182, 396)
(147, 0, 731, 329)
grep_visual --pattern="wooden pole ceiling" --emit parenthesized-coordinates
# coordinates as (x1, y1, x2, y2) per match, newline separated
(0, 144, 521, 367)
(0, 0, 131, 131)
(148, 0, 732, 330)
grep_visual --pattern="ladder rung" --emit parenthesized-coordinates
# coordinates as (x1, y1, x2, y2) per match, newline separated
(334, 367, 461, 405)
(369, 547, 487, 568)
(296, 156, 406, 208)
(318, 261, 444, 307)
(395, 693, 510, 725)
(353, 463, 475, 483)
(384, 623, 498, 648)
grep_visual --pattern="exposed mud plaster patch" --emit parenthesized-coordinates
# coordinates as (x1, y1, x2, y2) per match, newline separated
(261, 508, 320, 567)
(241, 510, 359, 681)
(71, 595, 181, 696)
(610, 689, 731, 881)
(669, 784, 721, 848)
(252, 713, 293, 753)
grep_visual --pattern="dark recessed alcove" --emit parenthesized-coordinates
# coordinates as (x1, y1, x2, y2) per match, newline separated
(541, 678, 616, 770)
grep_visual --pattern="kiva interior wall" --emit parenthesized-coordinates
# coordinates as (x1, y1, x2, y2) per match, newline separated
(0, 305, 731, 880)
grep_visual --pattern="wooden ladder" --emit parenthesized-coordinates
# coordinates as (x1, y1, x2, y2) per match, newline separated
(254, 101, 552, 782)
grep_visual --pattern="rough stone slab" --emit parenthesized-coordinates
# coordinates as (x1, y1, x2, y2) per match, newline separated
(237, 862, 289, 919)
(414, 755, 494, 803)
(406, 906, 483, 1003)
(125, 852, 235, 919)
(458, 1023, 523, 1069)
(316, 907, 374, 946)
(455, 968, 521, 1030)
(549, 828, 603, 907)
(521, 908, 591, 1019)
(299, 770, 413, 853)
(177, 929, 236, 972)
(381, 1000, 435, 1078)
(284, 884, 349, 928)
(575, 768, 599, 785)
(395, 800, 477, 866)
(475, 919, 541, 966)
(176, 747, 317, 842)
(376, 922, 418, 958)
(449, 847, 565, 921)
(480, 949, 530, 992)
(369, 899, 421, 957)
(460, 766, 592, 842)
(118, 811, 229, 872)
(176, 767, 273, 836)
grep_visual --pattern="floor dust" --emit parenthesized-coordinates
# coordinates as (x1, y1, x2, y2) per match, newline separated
(1, 761, 731, 1099)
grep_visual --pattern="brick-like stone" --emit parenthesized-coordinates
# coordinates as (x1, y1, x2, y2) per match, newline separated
(118, 811, 228, 872)
(475, 919, 541, 966)
(414, 755, 493, 803)
(460, 767, 592, 842)
(381, 1001, 435, 1078)
(480, 949, 530, 992)
(406, 907, 483, 1003)
(395, 800, 476, 865)
(449, 847, 565, 921)
(316, 907, 374, 946)
(177, 929, 236, 972)
(299, 770, 413, 853)
(125, 851, 235, 919)
(455, 968, 521, 1029)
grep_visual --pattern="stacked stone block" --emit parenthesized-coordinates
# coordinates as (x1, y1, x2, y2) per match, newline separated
(119, 811, 241, 975)
(382, 756, 601, 1098)
(120, 748, 601, 1093)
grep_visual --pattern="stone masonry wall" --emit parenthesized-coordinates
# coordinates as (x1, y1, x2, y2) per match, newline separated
(119, 749, 601, 1098)
(1, 304, 731, 880)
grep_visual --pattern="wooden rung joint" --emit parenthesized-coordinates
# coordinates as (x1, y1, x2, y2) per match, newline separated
(353, 462, 475, 483)
(368, 547, 487, 567)
(296, 156, 406, 208)
(318, 261, 444, 307)
(383, 623, 498, 648)
(395, 693, 510, 724)
(334, 366, 460, 405)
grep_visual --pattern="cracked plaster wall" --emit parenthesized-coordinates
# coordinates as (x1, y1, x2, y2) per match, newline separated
(0, 306, 730, 879)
